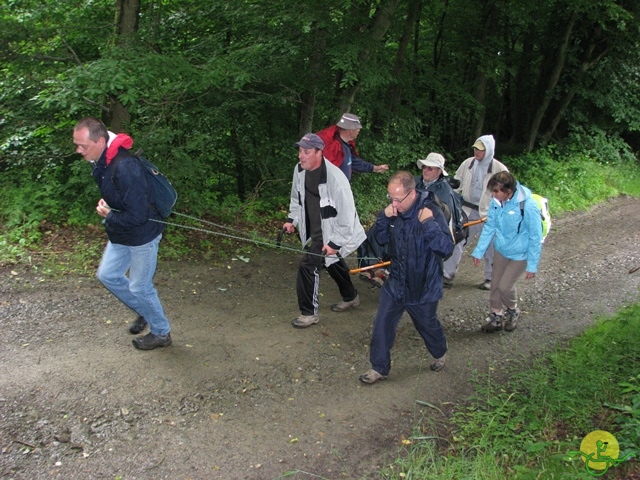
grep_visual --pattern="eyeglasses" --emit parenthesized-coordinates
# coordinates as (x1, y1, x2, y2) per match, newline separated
(386, 190, 414, 204)
(422, 166, 439, 171)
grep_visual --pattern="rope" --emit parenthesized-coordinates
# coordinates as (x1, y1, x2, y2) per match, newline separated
(150, 216, 315, 256)
(149, 212, 381, 262)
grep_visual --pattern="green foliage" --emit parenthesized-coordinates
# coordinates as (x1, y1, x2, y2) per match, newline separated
(606, 375, 640, 454)
(1, 0, 640, 267)
(0, 234, 32, 266)
(504, 135, 640, 214)
(381, 304, 640, 479)
(59, 238, 104, 275)
(0, 158, 98, 229)
(351, 115, 443, 224)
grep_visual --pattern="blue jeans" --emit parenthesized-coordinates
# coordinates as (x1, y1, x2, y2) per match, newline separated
(369, 287, 447, 376)
(97, 234, 170, 335)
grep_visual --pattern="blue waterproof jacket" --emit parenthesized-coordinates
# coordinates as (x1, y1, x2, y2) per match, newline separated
(472, 182, 542, 273)
(373, 191, 454, 304)
(91, 147, 165, 246)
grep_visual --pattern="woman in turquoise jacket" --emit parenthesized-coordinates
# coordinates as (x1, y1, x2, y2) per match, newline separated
(472, 171, 543, 333)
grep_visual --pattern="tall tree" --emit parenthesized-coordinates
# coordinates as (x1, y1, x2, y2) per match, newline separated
(108, 0, 141, 132)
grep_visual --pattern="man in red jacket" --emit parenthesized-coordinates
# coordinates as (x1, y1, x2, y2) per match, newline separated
(316, 113, 389, 181)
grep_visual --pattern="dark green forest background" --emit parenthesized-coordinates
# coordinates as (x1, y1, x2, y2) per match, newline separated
(1, 0, 640, 251)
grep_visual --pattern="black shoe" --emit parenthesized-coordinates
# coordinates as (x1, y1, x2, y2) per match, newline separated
(132, 332, 172, 350)
(128, 316, 148, 334)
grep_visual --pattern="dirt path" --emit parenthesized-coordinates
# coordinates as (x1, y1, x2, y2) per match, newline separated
(1, 196, 640, 480)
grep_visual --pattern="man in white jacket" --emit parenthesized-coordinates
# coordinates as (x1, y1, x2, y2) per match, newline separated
(444, 135, 508, 290)
(283, 133, 366, 328)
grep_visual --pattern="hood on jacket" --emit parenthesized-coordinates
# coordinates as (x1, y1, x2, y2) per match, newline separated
(474, 134, 496, 164)
(106, 131, 134, 165)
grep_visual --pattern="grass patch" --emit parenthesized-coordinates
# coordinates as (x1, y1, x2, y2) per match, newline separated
(382, 304, 640, 479)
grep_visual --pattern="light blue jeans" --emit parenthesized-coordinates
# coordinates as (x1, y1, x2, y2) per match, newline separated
(97, 234, 170, 336)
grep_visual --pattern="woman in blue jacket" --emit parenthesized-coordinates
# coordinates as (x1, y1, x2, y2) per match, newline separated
(472, 172, 542, 333)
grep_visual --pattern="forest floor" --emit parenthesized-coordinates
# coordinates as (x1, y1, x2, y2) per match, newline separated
(1, 196, 640, 480)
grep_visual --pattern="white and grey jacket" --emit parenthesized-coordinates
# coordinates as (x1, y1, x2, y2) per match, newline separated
(454, 134, 508, 217)
(286, 159, 366, 266)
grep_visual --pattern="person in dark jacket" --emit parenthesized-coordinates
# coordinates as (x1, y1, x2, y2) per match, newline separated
(358, 152, 463, 287)
(359, 171, 454, 384)
(73, 117, 172, 350)
(316, 113, 389, 181)
(415, 152, 466, 284)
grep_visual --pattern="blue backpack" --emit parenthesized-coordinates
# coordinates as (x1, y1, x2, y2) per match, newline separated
(136, 155, 177, 218)
(111, 150, 177, 218)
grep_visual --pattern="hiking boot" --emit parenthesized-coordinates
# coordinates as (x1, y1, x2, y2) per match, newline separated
(481, 312, 503, 333)
(132, 332, 172, 350)
(291, 314, 319, 328)
(128, 315, 148, 334)
(504, 307, 520, 332)
(359, 271, 381, 288)
(331, 294, 360, 312)
(430, 354, 446, 372)
(359, 271, 374, 283)
(443, 276, 454, 288)
(359, 369, 388, 384)
(478, 279, 491, 290)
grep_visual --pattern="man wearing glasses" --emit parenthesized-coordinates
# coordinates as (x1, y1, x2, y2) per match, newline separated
(359, 171, 454, 384)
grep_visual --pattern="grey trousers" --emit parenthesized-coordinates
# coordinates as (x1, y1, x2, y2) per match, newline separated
(443, 208, 494, 281)
(489, 251, 527, 311)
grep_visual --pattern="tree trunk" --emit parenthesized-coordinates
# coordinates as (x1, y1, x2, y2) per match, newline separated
(107, 0, 140, 132)
(385, 0, 423, 112)
(471, 71, 487, 141)
(509, 37, 535, 145)
(231, 126, 246, 201)
(107, 99, 131, 134)
(337, 0, 401, 113)
(539, 25, 610, 147)
(525, 12, 577, 152)
(432, 0, 447, 71)
(116, 0, 140, 39)
(299, 27, 327, 135)
(470, 5, 498, 144)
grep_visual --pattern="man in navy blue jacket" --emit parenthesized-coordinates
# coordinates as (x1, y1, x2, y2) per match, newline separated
(359, 171, 454, 384)
(73, 117, 172, 350)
